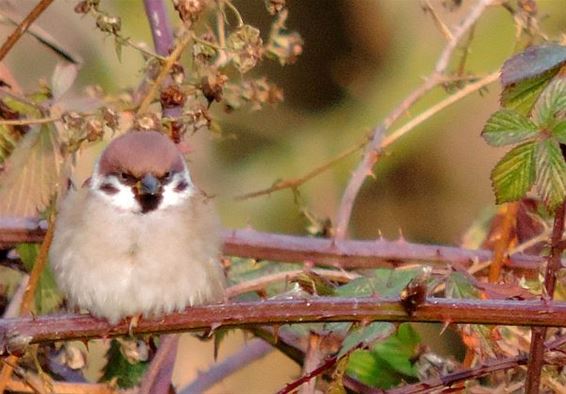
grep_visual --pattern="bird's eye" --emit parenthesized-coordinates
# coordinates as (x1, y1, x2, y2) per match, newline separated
(162, 171, 174, 183)
(117, 172, 135, 184)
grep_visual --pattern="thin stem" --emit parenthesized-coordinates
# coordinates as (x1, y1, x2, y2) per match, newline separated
(525, 201, 566, 393)
(235, 137, 368, 200)
(137, 33, 193, 115)
(138, 335, 179, 394)
(0, 0, 55, 62)
(334, 0, 494, 240)
(179, 339, 273, 394)
(0, 116, 60, 126)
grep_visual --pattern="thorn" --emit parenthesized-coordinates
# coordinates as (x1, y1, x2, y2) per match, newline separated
(397, 228, 406, 242)
(439, 320, 452, 336)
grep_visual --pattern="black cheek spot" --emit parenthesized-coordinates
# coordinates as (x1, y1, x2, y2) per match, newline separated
(100, 183, 119, 195)
(175, 181, 189, 192)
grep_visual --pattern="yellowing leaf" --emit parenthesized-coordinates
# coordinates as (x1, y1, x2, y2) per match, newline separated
(0, 125, 63, 217)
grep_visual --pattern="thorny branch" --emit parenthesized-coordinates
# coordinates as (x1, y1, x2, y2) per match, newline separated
(0, 222, 552, 270)
(334, 0, 494, 240)
(525, 201, 566, 393)
(2, 298, 566, 351)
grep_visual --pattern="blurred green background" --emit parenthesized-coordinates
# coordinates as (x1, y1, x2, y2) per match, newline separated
(2, 0, 565, 392)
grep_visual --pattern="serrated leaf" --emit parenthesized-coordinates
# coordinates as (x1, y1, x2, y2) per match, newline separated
(101, 339, 149, 388)
(532, 77, 566, 127)
(51, 62, 78, 100)
(0, 125, 63, 216)
(501, 44, 566, 86)
(481, 109, 538, 146)
(535, 139, 566, 211)
(336, 268, 421, 298)
(338, 323, 394, 358)
(346, 324, 419, 389)
(501, 68, 558, 115)
(16, 243, 63, 314)
(491, 141, 536, 204)
(553, 120, 566, 143)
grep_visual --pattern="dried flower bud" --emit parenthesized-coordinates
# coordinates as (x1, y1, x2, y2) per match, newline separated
(266, 10, 303, 65)
(171, 63, 185, 84)
(264, 0, 285, 15)
(61, 111, 85, 131)
(135, 113, 160, 131)
(200, 72, 228, 104)
(226, 25, 263, 73)
(173, 0, 208, 25)
(100, 107, 119, 129)
(160, 84, 186, 108)
(96, 14, 121, 35)
(85, 119, 103, 142)
(74, 1, 91, 14)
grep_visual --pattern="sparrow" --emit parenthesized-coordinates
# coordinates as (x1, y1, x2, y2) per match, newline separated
(49, 130, 225, 324)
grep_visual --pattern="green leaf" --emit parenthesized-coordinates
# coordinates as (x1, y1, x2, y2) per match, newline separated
(535, 139, 566, 211)
(346, 324, 420, 389)
(552, 120, 566, 143)
(501, 44, 566, 86)
(490, 141, 536, 204)
(445, 272, 481, 299)
(16, 243, 63, 314)
(336, 268, 421, 298)
(0, 125, 64, 216)
(532, 77, 566, 127)
(481, 109, 538, 146)
(501, 67, 558, 115)
(101, 339, 149, 388)
(338, 322, 394, 358)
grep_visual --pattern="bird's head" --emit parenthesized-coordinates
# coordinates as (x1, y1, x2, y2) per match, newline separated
(90, 131, 194, 214)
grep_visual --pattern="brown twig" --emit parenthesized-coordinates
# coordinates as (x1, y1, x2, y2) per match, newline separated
(234, 137, 369, 200)
(3, 298, 566, 349)
(334, 0, 494, 240)
(0, 223, 553, 270)
(179, 339, 273, 394)
(0, 116, 60, 126)
(525, 201, 566, 393)
(277, 355, 337, 394)
(0, 0, 55, 62)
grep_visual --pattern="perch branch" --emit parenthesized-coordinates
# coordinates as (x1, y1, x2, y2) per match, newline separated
(3, 298, 566, 350)
(334, 0, 494, 239)
(0, 222, 553, 270)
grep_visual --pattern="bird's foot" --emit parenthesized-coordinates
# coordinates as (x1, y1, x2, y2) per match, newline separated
(128, 314, 142, 337)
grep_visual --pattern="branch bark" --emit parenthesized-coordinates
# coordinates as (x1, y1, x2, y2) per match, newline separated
(2, 298, 566, 352)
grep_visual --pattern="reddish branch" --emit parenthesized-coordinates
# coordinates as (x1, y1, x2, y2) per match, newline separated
(0, 0, 55, 62)
(0, 220, 549, 270)
(2, 298, 566, 352)
(525, 202, 566, 393)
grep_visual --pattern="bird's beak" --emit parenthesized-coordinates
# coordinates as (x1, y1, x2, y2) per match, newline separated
(137, 174, 160, 195)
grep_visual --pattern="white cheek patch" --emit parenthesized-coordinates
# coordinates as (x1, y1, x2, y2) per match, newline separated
(91, 166, 141, 213)
(160, 172, 194, 210)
